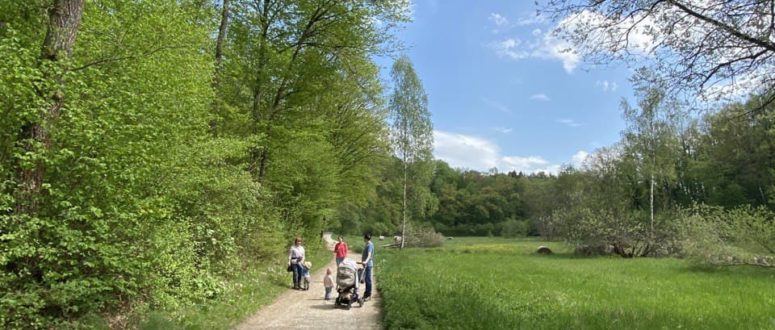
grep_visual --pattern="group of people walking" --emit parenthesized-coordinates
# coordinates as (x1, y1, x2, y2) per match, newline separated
(287, 234, 375, 301)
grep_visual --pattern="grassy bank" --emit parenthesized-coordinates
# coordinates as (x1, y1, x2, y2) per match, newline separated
(378, 238, 775, 329)
(137, 244, 332, 330)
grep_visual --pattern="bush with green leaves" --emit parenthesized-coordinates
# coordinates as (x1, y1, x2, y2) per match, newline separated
(500, 218, 529, 238)
(403, 222, 445, 248)
(677, 205, 775, 267)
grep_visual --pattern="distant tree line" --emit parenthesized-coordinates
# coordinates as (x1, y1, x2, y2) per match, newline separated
(342, 88, 774, 264)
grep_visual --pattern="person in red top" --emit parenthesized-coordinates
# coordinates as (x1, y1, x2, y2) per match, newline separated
(333, 236, 348, 265)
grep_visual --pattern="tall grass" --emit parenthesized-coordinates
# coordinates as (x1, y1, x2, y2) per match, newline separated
(378, 238, 775, 329)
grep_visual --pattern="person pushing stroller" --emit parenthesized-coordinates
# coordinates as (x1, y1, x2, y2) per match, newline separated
(357, 233, 374, 302)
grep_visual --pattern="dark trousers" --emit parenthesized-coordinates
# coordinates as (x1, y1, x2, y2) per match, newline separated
(363, 265, 373, 298)
(292, 263, 303, 287)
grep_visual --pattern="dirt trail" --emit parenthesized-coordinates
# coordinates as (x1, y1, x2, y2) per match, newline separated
(235, 233, 381, 330)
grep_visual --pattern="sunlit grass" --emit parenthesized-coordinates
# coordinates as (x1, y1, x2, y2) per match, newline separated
(377, 237, 775, 329)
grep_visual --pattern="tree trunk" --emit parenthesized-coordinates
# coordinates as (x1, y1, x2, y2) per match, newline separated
(15, 0, 85, 215)
(214, 0, 230, 69)
(258, 147, 270, 180)
(249, 0, 271, 180)
(650, 173, 655, 236)
(759, 185, 767, 204)
(401, 155, 407, 249)
(210, 0, 230, 134)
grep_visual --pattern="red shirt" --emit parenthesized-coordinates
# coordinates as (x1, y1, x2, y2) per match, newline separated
(334, 242, 348, 258)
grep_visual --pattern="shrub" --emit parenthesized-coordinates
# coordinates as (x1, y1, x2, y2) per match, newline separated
(677, 205, 775, 267)
(404, 222, 445, 248)
(500, 218, 529, 238)
(546, 205, 678, 258)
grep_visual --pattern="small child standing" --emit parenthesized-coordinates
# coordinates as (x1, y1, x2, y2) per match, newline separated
(323, 268, 334, 300)
(302, 261, 312, 290)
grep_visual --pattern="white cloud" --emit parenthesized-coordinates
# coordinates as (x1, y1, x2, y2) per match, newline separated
(434, 131, 501, 170)
(596, 80, 619, 92)
(501, 156, 560, 174)
(571, 150, 590, 168)
(541, 32, 581, 73)
(494, 127, 513, 134)
(487, 9, 660, 74)
(489, 13, 509, 27)
(488, 30, 581, 73)
(490, 38, 529, 60)
(557, 118, 584, 127)
(514, 12, 547, 26)
(433, 130, 572, 175)
(482, 97, 513, 113)
(488, 12, 547, 34)
(530, 93, 550, 101)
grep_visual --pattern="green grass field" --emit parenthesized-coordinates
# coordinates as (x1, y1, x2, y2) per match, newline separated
(377, 237, 775, 330)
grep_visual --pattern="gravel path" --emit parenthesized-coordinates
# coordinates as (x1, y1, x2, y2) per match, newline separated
(235, 234, 382, 330)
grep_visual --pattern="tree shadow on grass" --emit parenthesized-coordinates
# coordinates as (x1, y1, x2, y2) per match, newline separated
(681, 262, 775, 279)
(527, 252, 609, 260)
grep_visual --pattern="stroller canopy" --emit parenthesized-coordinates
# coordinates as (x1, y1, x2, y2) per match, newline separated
(337, 258, 359, 288)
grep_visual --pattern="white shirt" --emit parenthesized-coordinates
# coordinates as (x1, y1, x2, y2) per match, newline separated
(289, 245, 305, 264)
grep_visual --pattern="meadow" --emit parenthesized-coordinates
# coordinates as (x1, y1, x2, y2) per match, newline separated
(377, 237, 775, 330)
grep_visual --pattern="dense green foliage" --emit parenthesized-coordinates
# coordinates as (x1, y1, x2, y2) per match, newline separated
(378, 238, 775, 329)
(340, 158, 557, 238)
(0, 0, 409, 328)
(429, 162, 547, 237)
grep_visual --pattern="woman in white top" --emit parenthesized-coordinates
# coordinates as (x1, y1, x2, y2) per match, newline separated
(287, 237, 305, 289)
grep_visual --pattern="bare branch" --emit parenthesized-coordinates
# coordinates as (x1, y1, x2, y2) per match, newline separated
(669, 0, 775, 52)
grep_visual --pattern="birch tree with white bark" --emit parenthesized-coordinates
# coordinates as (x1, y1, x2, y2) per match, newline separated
(388, 55, 433, 248)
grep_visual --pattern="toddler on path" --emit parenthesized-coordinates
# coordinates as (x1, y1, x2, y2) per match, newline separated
(323, 268, 334, 300)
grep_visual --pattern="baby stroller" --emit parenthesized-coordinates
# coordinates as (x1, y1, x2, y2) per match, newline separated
(335, 258, 364, 309)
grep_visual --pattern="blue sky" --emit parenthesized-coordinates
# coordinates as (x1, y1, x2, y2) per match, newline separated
(376, 0, 637, 174)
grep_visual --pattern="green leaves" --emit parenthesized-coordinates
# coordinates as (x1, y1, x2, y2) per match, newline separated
(0, 0, 412, 327)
